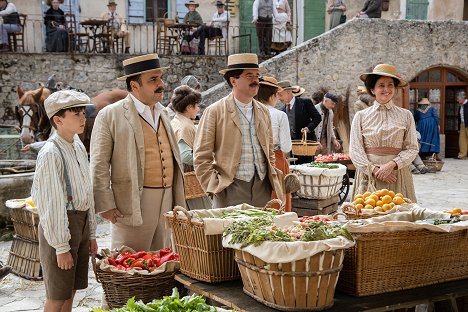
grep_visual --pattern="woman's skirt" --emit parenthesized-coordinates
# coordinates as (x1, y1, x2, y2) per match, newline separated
(272, 150, 291, 212)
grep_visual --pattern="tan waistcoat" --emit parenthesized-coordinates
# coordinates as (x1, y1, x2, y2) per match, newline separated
(140, 117, 174, 187)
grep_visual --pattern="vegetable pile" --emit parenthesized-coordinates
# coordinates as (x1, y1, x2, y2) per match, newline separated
(224, 217, 353, 248)
(314, 153, 350, 162)
(92, 288, 232, 312)
(220, 208, 281, 219)
(105, 248, 179, 272)
(307, 162, 340, 169)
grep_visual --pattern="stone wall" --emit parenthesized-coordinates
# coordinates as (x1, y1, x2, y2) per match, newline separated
(202, 18, 468, 111)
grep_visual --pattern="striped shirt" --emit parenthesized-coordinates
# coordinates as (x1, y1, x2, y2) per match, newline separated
(31, 133, 96, 255)
(349, 100, 419, 172)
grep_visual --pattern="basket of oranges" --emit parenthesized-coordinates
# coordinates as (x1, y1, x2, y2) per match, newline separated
(341, 189, 412, 220)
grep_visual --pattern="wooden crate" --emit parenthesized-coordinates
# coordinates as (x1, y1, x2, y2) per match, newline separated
(292, 196, 338, 216)
(7, 236, 42, 280)
(9, 207, 39, 242)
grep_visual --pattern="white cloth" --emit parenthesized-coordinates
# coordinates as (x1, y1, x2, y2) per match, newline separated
(253, 0, 279, 19)
(211, 10, 230, 38)
(129, 93, 161, 131)
(272, 12, 292, 43)
(267, 106, 292, 153)
(289, 163, 347, 177)
(0, 2, 17, 16)
(31, 133, 97, 255)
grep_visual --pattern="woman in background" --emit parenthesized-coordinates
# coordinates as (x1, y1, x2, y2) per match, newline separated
(414, 97, 440, 158)
(44, 0, 68, 52)
(327, 0, 346, 29)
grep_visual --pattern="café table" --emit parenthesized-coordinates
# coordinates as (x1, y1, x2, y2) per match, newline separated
(80, 19, 109, 53)
(167, 22, 200, 54)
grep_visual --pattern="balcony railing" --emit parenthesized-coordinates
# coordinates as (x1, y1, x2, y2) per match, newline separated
(5, 15, 297, 56)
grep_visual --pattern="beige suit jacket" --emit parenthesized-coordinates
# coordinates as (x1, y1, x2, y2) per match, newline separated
(90, 95, 186, 226)
(193, 93, 285, 202)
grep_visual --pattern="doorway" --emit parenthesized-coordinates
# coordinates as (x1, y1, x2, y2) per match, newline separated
(408, 67, 468, 158)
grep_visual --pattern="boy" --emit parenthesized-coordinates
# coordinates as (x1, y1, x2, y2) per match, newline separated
(31, 90, 98, 312)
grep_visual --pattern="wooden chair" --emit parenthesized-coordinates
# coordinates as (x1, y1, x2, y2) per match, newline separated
(206, 22, 229, 55)
(64, 13, 89, 52)
(156, 18, 179, 55)
(8, 13, 27, 52)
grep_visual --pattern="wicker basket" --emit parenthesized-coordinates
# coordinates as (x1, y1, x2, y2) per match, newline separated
(337, 229, 468, 297)
(341, 204, 377, 220)
(93, 257, 182, 308)
(292, 132, 320, 156)
(7, 236, 42, 280)
(166, 206, 240, 283)
(235, 249, 344, 311)
(8, 207, 39, 241)
(291, 165, 346, 200)
(422, 154, 444, 171)
(183, 171, 206, 200)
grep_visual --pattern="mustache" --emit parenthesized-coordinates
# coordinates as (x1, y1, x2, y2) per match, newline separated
(249, 83, 259, 87)
(155, 87, 165, 93)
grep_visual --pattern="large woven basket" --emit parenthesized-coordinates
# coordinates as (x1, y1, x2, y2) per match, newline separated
(7, 235, 42, 280)
(93, 257, 181, 308)
(183, 171, 206, 200)
(9, 207, 39, 241)
(422, 154, 444, 171)
(292, 166, 346, 200)
(235, 249, 344, 311)
(292, 132, 320, 156)
(337, 229, 468, 297)
(166, 206, 240, 283)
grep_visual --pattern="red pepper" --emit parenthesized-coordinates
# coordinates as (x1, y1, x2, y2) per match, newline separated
(130, 259, 146, 269)
(142, 254, 153, 261)
(159, 248, 172, 257)
(151, 254, 161, 262)
(107, 257, 117, 266)
(131, 251, 147, 259)
(123, 257, 135, 268)
(115, 251, 132, 265)
(156, 252, 176, 267)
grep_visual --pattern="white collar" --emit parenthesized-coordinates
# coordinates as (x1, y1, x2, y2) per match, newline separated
(234, 96, 253, 108)
(130, 93, 160, 114)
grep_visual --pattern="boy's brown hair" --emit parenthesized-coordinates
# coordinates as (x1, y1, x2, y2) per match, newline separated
(50, 106, 85, 129)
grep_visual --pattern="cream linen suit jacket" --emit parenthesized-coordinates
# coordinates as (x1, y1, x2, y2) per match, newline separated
(193, 93, 285, 202)
(90, 95, 186, 226)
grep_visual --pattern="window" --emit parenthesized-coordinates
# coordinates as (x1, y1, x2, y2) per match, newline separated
(146, 0, 168, 22)
(127, 0, 168, 24)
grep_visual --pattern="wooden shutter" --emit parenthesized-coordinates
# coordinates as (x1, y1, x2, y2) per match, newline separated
(406, 0, 429, 20)
(128, 0, 145, 24)
(239, 0, 258, 53)
(303, 0, 325, 41)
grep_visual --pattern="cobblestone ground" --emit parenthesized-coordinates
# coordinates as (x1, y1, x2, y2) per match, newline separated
(0, 158, 466, 311)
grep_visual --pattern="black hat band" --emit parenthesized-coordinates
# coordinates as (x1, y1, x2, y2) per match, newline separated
(124, 59, 161, 76)
(227, 63, 259, 70)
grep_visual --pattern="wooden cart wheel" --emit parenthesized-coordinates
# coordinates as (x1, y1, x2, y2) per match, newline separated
(338, 173, 350, 205)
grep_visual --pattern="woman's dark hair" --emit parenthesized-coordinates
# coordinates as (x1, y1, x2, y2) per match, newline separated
(50, 106, 85, 129)
(364, 74, 399, 95)
(126, 74, 142, 92)
(223, 69, 244, 88)
(170, 85, 201, 113)
(311, 91, 324, 104)
(256, 84, 278, 103)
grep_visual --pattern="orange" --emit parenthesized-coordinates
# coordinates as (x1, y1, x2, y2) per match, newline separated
(363, 191, 372, 198)
(382, 204, 392, 212)
(389, 202, 395, 208)
(364, 198, 376, 207)
(452, 208, 462, 215)
(376, 200, 384, 207)
(355, 204, 363, 211)
(388, 191, 395, 198)
(392, 196, 404, 205)
(354, 194, 364, 201)
(381, 195, 392, 204)
(364, 204, 374, 210)
(369, 194, 379, 202)
(380, 189, 390, 196)
(354, 198, 365, 205)
(395, 193, 404, 198)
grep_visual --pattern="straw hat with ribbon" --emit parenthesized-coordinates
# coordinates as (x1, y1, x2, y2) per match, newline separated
(292, 86, 305, 97)
(185, 0, 200, 8)
(360, 64, 408, 87)
(117, 54, 169, 81)
(219, 53, 267, 75)
(277, 80, 297, 91)
(418, 98, 431, 105)
(259, 76, 283, 91)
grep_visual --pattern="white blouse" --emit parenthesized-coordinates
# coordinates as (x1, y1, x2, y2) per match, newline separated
(268, 105, 292, 153)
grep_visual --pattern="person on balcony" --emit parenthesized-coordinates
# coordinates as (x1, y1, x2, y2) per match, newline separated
(0, 0, 21, 52)
(252, 0, 278, 56)
(100, 0, 130, 54)
(271, 0, 292, 54)
(186, 1, 229, 55)
(44, 0, 68, 52)
(356, 0, 382, 18)
(183, 0, 203, 25)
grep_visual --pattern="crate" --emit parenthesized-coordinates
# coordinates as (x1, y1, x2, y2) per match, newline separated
(235, 249, 344, 311)
(9, 207, 39, 241)
(183, 171, 206, 200)
(292, 196, 339, 217)
(337, 229, 468, 297)
(7, 236, 42, 280)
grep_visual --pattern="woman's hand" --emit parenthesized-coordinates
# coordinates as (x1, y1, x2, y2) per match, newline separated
(374, 161, 397, 183)
(100, 208, 123, 224)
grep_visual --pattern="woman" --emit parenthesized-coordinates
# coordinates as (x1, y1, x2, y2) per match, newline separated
(170, 85, 211, 209)
(350, 64, 419, 201)
(271, 0, 292, 54)
(327, 0, 346, 30)
(257, 76, 292, 211)
(44, 0, 68, 52)
(166, 75, 201, 120)
(414, 97, 440, 158)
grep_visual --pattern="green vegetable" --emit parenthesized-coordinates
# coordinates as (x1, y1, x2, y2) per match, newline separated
(221, 208, 279, 219)
(308, 162, 340, 169)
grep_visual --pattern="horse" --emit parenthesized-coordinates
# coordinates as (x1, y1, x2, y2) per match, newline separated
(16, 85, 128, 152)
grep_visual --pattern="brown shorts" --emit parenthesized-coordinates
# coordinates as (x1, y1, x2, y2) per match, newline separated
(39, 210, 90, 300)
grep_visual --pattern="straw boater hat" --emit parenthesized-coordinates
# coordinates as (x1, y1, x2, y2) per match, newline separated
(292, 86, 305, 97)
(418, 98, 431, 105)
(219, 53, 267, 75)
(277, 80, 297, 91)
(259, 76, 283, 91)
(118, 54, 169, 81)
(107, 0, 117, 6)
(185, 0, 199, 8)
(359, 64, 408, 87)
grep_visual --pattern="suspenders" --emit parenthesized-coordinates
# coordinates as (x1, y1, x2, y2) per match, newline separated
(50, 139, 76, 213)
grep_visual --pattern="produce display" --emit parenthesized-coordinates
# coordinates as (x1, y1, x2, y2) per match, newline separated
(223, 216, 353, 248)
(92, 288, 232, 312)
(102, 248, 179, 273)
(442, 207, 468, 216)
(314, 153, 351, 162)
(307, 162, 340, 169)
(217, 208, 280, 219)
(347, 188, 411, 215)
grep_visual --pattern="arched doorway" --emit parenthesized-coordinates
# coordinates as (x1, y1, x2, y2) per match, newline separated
(406, 67, 468, 158)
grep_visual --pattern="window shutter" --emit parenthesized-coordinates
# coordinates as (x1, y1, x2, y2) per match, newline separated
(128, 0, 145, 24)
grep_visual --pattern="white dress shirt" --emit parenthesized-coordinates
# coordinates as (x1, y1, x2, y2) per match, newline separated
(268, 105, 292, 153)
(130, 93, 161, 130)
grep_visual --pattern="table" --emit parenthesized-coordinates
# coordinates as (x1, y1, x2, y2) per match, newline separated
(167, 23, 200, 54)
(80, 19, 108, 53)
(175, 274, 468, 311)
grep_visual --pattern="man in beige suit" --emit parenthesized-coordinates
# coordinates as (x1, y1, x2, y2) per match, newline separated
(90, 54, 186, 251)
(193, 53, 284, 208)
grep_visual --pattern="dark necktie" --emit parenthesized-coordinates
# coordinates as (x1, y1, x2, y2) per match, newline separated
(287, 104, 291, 112)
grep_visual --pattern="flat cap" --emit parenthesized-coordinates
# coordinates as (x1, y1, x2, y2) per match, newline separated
(324, 92, 339, 104)
(45, 90, 93, 119)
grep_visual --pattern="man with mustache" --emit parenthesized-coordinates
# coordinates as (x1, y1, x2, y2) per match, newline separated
(194, 53, 284, 208)
(90, 54, 186, 253)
